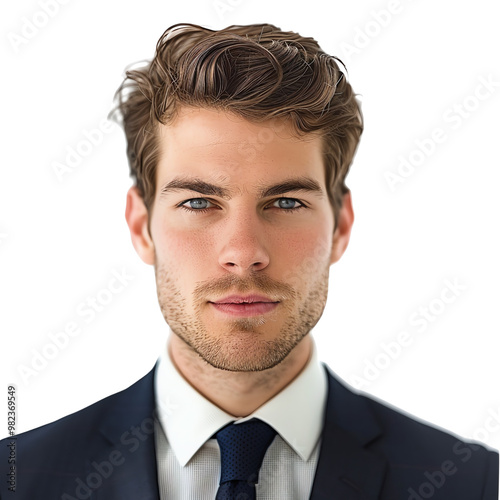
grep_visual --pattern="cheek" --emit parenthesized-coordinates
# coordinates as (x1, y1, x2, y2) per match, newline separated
(278, 226, 332, 286)
(154, 225, 217, 277)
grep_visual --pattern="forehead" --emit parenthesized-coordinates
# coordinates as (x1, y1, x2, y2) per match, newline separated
(155, 106, 326, 188)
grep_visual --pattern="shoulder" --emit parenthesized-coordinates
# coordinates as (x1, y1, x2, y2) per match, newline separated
(362, 384, 497, 459)
(0, 367, 156, 497)
(322, 364, 499, 497)
(4, 367, 155, 447)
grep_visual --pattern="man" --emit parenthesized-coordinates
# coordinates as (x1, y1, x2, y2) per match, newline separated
(1, 23, 498, 500)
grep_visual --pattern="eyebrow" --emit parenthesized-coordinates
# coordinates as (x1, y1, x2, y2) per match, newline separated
(159, 176, 324, 200)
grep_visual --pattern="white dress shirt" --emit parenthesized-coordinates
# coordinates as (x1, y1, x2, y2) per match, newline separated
(154, 331, 328, 499)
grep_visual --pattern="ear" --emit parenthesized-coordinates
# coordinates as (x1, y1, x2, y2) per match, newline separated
(125, 186, 155, 266)
(330, 190, 354, 265)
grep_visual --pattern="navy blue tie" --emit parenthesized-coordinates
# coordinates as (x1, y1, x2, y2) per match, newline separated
(214, 418, 277, 500)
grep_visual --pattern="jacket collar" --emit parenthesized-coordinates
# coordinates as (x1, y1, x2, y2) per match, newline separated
(309, 363, 387, 499)
(97, 368, 160, 500)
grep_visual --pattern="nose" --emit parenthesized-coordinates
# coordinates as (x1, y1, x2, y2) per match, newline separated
(217, 212, 270, 274)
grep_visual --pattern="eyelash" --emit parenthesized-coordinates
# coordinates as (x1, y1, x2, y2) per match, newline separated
(177, 197, 307, 214)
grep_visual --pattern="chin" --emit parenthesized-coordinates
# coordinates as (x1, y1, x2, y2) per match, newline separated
(196, 334, 297, 372)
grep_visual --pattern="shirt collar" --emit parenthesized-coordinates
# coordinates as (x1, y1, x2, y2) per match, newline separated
(154, 330, 328, 466)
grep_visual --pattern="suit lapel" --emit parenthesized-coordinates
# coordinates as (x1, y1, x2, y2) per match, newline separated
(95, 367, 161, 500)
(309, 365, 388, 499)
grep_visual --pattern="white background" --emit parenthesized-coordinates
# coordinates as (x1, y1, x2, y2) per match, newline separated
(1, 0, 499, 453)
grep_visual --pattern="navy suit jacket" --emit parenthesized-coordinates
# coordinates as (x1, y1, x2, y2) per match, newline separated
(1, 364, 498, 499)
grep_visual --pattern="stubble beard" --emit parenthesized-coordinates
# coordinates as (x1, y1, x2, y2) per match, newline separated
(154, 261, 330, 372)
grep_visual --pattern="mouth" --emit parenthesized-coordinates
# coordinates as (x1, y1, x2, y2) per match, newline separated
(209, 294, 280, 317)
(212, 294, 278, 304)
(209, 302, 279, 316)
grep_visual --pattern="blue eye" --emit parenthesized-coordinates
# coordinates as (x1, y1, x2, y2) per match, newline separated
(180, 198, 215, 212)
(274, 198, 298, 209)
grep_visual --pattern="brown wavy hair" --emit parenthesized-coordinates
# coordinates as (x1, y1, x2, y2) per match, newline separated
(110, 23, 363, 227)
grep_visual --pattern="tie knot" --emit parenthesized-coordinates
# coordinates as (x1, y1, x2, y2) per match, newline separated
(215, 418, 277, 485)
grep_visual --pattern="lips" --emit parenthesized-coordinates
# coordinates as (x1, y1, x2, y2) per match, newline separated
(211, 294, 278, 304)
(210, 302, 279, 316)
(209, 294, 279, 317)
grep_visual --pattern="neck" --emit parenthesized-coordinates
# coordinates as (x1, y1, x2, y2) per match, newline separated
(168, 334, 312, 417)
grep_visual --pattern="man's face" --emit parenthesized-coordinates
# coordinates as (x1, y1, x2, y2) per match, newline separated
(136, 107, 349, 372)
